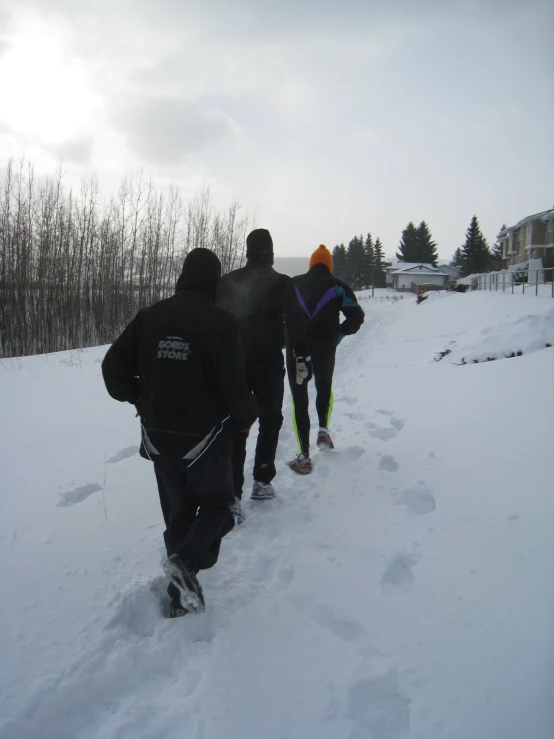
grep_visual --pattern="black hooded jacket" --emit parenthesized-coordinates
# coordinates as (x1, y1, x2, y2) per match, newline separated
(217, 262, 307, 365)
(292, 263, 365, 340)
(102, 283, 258, 461)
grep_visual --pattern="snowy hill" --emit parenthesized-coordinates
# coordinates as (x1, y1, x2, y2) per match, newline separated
(1, 290, 553, 739)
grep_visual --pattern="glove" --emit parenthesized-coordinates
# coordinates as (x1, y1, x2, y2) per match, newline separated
(239, 427, 251, 438)
(336, 333, 345, 346)
(295, 355, 313, 385)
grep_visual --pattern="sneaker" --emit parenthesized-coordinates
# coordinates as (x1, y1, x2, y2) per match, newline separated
(251, 480, 276, 501)
(317, 428, 334, 450)
(287, 454, 313, 475)
(230, 496, 246, 524)
(169, 597, 189, 618)
(163, 554, 205, 614)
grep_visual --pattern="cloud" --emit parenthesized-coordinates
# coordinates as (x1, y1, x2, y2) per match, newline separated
(49, 136, 94, 164)
(111, 96, 237, 164)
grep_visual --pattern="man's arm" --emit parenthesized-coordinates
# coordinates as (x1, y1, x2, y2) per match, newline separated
(101, 315, 142, 404)
(281, 275, 308, 356)
(338, 283, 365, 336)
(217, 313, 258, 429)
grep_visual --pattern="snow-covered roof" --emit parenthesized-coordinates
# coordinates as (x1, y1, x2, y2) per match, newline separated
(391, 264, 444, 275)
(501, 209, 552, 235)
(385, 262, 437, 273)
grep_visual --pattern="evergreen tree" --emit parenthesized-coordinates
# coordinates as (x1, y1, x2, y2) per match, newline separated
(416, 221, 438, 266)
(490, 224, 506, 270)
(459, 215, 492, 276)
(451, 247, 463, 268)
(332, 244, 348, 281)
(396, 222, 419, 262)
(373, 237, 387, 287)
(346, 235, 366, 289)
(364, 233, 374, 287)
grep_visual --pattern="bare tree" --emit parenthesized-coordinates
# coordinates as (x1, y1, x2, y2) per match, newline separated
(0, 160, 253, 358)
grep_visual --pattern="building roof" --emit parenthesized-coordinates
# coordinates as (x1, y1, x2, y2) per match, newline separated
(500, 209, 553, 236)
(391, 264, 445, 275)
(387, 262, 439, 273)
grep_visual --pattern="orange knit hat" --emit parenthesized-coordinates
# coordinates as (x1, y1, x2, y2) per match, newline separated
(309, 244, 333, 271)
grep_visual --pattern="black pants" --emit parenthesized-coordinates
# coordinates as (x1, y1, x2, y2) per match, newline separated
(232, 360, 285, 497)
(153, 434, 235, 572)
(286, 336, 336, 457)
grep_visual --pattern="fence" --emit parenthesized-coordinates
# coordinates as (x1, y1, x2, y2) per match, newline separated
(477, 267, 554, 298)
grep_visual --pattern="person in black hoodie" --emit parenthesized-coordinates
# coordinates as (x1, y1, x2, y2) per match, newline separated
(217, 228, 310, 519)
(286, 244, 365, 474)
(102, 248, 258, 617)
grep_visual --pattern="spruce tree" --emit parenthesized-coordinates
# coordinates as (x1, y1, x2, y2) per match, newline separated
(374, 237, 387, 287)
(364, 233, 374, 287)
(346, 236, 366, 289)
(416, 221, 438, 266)
(491, 224, 506, 270)
(451, 247, 463, 268)
(460, 216, 492, 276)
(396, 222, 419, 262)
(332, 244, 348, 281)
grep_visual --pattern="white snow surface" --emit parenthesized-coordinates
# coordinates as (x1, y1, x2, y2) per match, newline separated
(1, 290, 553, 739)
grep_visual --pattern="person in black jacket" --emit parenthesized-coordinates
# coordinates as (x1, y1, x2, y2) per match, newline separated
(102, 248, 258, 617)
(217, 228, 310, 518)
(286, 244, 365, 474)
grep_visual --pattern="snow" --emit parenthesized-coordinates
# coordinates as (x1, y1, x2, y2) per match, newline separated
(1, 290, 554, 739)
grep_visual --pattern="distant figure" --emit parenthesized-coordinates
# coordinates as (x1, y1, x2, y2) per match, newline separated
(286, 245, 365, 474)
(102, 249, 257, 617)
(217, 228, 310, 522)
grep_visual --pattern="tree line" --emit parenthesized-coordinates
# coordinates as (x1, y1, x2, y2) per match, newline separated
(330, 216, 507, 289)
(0, 160, 252, 358)
(331, 234, 387, 289)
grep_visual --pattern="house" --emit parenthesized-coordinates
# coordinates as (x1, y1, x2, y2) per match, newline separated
(499, 208, 554, 268)
(385, 262, 434, 286)
(386, 263, 448, 291)
(438, 263, 462, 283)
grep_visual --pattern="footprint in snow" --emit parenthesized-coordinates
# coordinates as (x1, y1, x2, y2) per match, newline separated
(394, 487, 436, 515)
(380, 553, 418, 595)
(288, 593, 371, 646)
(370, 427, 397, 441)
(345, 446, 365, 461)
(377, 409, 395, 417)
(57, 483, 102, 508)
(390, 417, 404, 431)
(379, 455, 399, 472)
(106, 446, 140, 463)
(345, 412, 366, 421)
(346, 668, 411, 739)
(338, 394, 357, 405)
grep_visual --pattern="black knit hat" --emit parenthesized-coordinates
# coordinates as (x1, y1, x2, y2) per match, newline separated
(246, 228, 274, 266)
(175, 248, 221, 300)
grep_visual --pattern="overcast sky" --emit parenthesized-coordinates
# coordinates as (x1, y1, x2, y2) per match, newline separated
(0, 0, 552, 260)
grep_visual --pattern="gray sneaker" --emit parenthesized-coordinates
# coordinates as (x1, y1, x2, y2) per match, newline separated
(230, 496, 246, 524)
(251, 480, 275, 501)
(317, 428, 334, 450)
(163, 554, 205, 614)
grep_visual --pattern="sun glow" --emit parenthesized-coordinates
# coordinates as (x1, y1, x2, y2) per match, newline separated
(0, 14, 97, 144)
